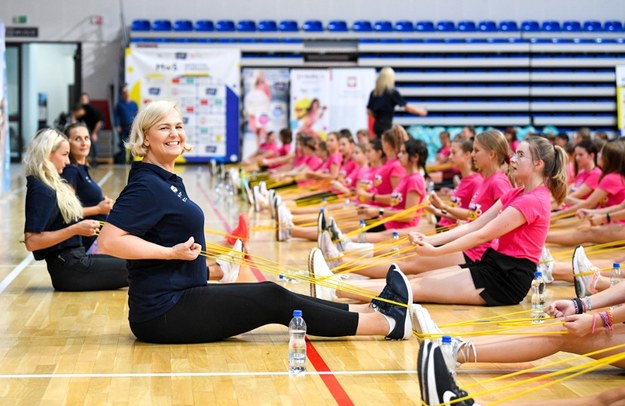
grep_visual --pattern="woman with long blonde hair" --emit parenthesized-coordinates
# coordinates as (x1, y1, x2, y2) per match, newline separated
(367, 67, 428, 138)
(23, 128, 128, 291)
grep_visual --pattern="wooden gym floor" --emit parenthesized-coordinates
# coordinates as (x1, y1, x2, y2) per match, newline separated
(0, 164, 623, 405)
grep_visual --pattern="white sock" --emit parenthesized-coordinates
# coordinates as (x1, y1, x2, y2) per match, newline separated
(381, 313, 396, 335)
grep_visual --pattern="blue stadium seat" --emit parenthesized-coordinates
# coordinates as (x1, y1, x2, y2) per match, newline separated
(173, 20, 193, 31)
(478, 20, 497, 31)
(415, 20, 435, 31)
(353, 20, 373, 32)
(152, 19, 172, 31)
(279, 20, 299, 32)
(604, 20, 624, 31)
(436, 20, 456, 31)
(328, 20, 348, 32)
(498, 20, 519, 31)
(395, 20, 414, 31)
(541, 20, 561, 31)
(303, 19, 323, 32)
(216, 20, 235, 31)
(237, 20, 256, 31)
(131, 19, 150, 31)
(562, 20, 582, 31)
(583, 20, 603, 31)
(258, 20, 278, 32)
(194, 20, 214, 31)
(521, 20, 540, 31)
(457, 20, 476, 31)
(374, 20, 393, 31)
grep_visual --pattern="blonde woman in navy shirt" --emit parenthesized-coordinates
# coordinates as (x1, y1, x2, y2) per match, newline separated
(61, 123, 114, 251)
(98, 101, 413, 344)
(23, 129, 128, 291)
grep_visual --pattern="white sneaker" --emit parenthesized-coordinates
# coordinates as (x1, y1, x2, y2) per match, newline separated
(259, 181, 269, 200)
(216, 239, 244, 283)
(537, 246, 554, 284)
(276, 204, 293, 242)
(252, 185, 266, 212)
(410, 304, 442, 338)
(319, 230, 343, 269)
(229, 168, 240, 193)
(307, 248, 337, 301)
(343, 241, 374, 258)
(572, 245, 600, 298)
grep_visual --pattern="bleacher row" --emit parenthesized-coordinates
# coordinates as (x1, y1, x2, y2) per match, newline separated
(128, 19, 625, 131)
(131, 19, 625, 33)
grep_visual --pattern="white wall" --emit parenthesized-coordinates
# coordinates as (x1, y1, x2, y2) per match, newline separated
(1, 0, 625, 99)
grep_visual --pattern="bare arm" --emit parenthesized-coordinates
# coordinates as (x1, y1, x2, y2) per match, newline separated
(404, 103, 428, 117)
(553, 187, 608, 218)
(98, 222, 201, 261)
(24, 220, 100, 252)
(564, 184, 593, 205)
(414, 204, 526, 256)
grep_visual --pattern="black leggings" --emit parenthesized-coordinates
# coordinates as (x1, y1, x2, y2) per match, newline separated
(45, 247, 129, 291)
(130, 282, 360, 344)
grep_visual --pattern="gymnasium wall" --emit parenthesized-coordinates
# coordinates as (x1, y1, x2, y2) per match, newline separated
(1, 0, 624, 98)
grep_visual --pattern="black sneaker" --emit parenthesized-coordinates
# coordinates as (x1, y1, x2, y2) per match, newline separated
(316, 208, 327, 246)
(417, 340, 433, 405)
(371, 264, 413, 340)
(424, 343, 475, 406)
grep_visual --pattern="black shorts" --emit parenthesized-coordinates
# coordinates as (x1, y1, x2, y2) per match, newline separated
(461, 248, 535, 306)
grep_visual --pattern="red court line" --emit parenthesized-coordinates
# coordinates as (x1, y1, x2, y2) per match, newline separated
(200, 185, 354, 405)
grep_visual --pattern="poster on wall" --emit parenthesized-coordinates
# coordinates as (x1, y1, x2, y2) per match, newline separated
(0, 20, 9, 195)
(242, 68, 289, 137)
(290, 69, 330, 140)
(125, 46, 241, 162)
(617, 65, 625, 138)
(329, 68, 376, 136)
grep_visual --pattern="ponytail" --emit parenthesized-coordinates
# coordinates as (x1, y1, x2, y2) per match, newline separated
(526, 136, 568, 205)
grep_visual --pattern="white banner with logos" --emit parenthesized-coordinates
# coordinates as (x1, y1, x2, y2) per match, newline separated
(329, 68, 376, 136)
(616, 65, 625, 138)
(125, 46, 241, 162)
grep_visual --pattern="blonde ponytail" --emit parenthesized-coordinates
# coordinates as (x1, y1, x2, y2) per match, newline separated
(23, 129, 83, 223)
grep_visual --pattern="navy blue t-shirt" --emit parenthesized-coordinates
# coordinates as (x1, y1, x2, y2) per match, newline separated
(366, 89, 406, 135)
(62, 164, 105, 249)
(24, 176, 82, 260)
(106, 162, 207, 323)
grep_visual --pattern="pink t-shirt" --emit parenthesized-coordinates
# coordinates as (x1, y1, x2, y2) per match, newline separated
(316, 152, 342, 175)
(340, 159, 358, 179)
(497, 186, 551, 263)
(278, 144, 291, 157)
(344, 165, 369, 190)
(597, 172, 625, 210)
(465, 171, 513, 262)
(306, 155, 323, 171)
(373, 159, 406, 195)
(385, 172, 426, 230)
(570, 167, 602, 198)
(293, 151, 306, 168)
(439, 172, 484, 227)
(259, 141, 279, 155)
(566, 162, 576, 185)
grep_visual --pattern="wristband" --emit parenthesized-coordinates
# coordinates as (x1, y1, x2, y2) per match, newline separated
(572, 298, 583, 314)
(441, 208, 448, 215)
(371, 193, 376, 203)
(378, 208, 384, 218)
(606, 213, 611, 223)
(584, 296, 592, 311)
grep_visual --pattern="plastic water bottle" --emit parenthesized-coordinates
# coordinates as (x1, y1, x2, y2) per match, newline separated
(531, 271, 546, 324)
(391, 231, 400, 256)
(358, 219, 367, 243)
(288, 310, 307, 375)
(440, 335, 457, 376)
(611, 263, 621, 309)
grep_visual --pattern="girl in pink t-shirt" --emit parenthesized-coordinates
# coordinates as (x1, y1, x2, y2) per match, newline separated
(336, 130, 512, 278)
(338, 136, 567, 306)
(360, 125, 406, 202)
(562, 139, 601, 205)
(356, 139, 427, 233)
(429, 137, 483, 229)
(306, 131, 342, 180)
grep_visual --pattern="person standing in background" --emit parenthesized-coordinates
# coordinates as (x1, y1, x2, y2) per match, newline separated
(80, 92, 104, 166)
(114, 85, 138, 164)
(367, 67, 427, 139)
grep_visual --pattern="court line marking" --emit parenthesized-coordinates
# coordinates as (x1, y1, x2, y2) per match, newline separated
(198, 180, 354, 405)
(0, 170, 113, 294)
(0, 368, 595, 380)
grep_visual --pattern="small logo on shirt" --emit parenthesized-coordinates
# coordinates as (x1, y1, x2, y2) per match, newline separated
(170, 185, 187, 202)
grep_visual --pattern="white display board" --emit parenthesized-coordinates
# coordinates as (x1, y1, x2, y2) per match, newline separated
(616, 65, 625, 138)
(125, 46, 241, 162)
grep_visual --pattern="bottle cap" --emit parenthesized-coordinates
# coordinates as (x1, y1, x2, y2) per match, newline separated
(279, 274, 285, 280)
(614, 263, 621, 268)
(293, 310, 302, 317)
(392, 231, 399, 238)
(442, 335, 452, 344)
(360, 219, 366, 227)
(535, 271, 542, 277)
